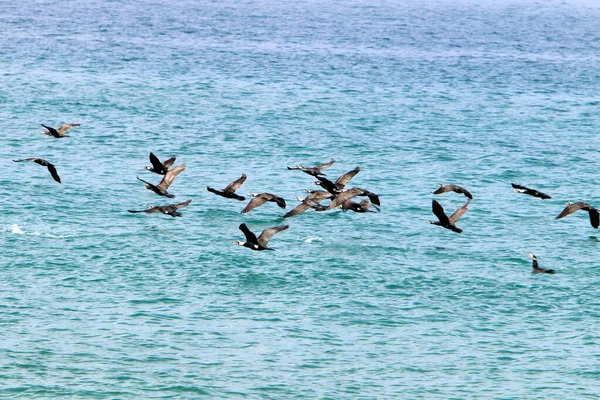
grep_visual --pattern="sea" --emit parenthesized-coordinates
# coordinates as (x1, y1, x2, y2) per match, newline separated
(2, 0, 600, 398)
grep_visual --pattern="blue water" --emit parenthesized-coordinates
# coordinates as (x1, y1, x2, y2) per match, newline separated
(2, 0, 600, 397)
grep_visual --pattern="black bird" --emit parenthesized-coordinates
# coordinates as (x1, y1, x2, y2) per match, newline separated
(13, 158, 61, 183)
(325, 187, 380, 210)
(41, 123, 80, 138)
(342, 199, 379, 213)
(283, 191, 332, 218)
(207, 174, 247, 201)
(234, 223, 289, 251)
(128, 199, 192, 217)
(511, 183, 551, 199)
(287, 158, 335, 177)
(529, 253, 555, 274)
(429, 199, 470, 234)
(136, 164, 185, 198)
(555, 202, 599, 229)
(433, 184, 473, 199)
(144, 152, 176, 175)
(314, 166, 361, 194)
(241, 193, 286, 214)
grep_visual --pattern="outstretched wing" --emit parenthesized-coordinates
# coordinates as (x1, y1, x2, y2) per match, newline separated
(46, 163, 61, 183)
(241, 194, 268, 214)
(335, 166, 360, 188)
(239, 223, 258, 244)
(315, 176, 338, 194)
(172, 199, 192, 209)
(157, 164, 186, 190)
(511, 183, 528, 191)
(162, 156, 176, 169)
(555, 203, 584, 220)
(432, 200, 450, 225)
(589, 209, 600, 229)
(314, 158, 335, 170)
(283, 203, 310, 218)
(224, 174, 247, 193)
(41, 124, 61, 137)
(149, 152, 166, 173)
(57, 124, 80, 134)
(257, 224, 289, 246)
(327, 188, 363, 210)
(448, 199, 470, 224)
(128, 206, 161, 214)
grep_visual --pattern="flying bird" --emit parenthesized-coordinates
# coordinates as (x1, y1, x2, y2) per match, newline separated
(433, 184, 473, 199)
(13, 158, 61, 183)
(144, 152, 176, 175)
(128, 199, 192, 217)
(555, 202, 599, 229)
(325, 187, 380, 210)
(241, 193, 286, 214)
(136, 164, 186, 198)
(41, 123, 80, 138)
(314, 166, 361, 194)
(429, 199, 470, 233)
(234, 223, 289, 251)
(207, 174, 247, 201)
(511, 183, 551, 199)
(283, 191, 332, 218)
(529, 253, 555, 274)
(287, 158, 335, 176)
(342, 199, 379, 213)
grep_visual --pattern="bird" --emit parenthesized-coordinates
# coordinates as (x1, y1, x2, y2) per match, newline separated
(342, 199, 379, 213)
(234, 223, 289, 251)
(41, 123, 80, 138)
(144, 152, 176, 175)
(241, 193, 286, 214)
(206, 174, 247, 201)
(529, 253, 555, 274)
(314, 166, 361, 194)
(136, 164, 185, 198)
(511, 183, 551, 199)
(429, 199, 470, 233)
(283, 191, 332, 218)
(128, 199, 192, 217)
(432, 184, 473, 199)
(13, 158, 61, 183)
(287, 158, 335, 177)
(555, 202, 599, 229)
(325, 187, 380, 210)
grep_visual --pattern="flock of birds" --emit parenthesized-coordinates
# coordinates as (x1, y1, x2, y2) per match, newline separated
(12, 123, 600, 271)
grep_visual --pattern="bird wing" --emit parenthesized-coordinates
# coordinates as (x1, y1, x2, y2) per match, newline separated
(306, 190, 333, 202)
(157, 164, 185, 190)
(162, 156, 176, 169)
(128, 206, 161, 214)
(529, 253, 539, 269)
(283, 203, 310, 218)
(224, 174, 247, 193)
(589, 208, 599, 229)
(257, 224, 289, 246)
(57, 124, 80, 134)
(241, 194, 268, 214)
(149, 152, 165, 172)
(432, 200, 450, 225)
(555, 203, 584, 220)
(327, 188, 363, 210)
(314, 158, 335, 170)
(335, 166, 360, 187)
(41, 124, 61, 137)
(46, 163, 61, 183)
(239, 223, 258, 244)
(136, 176, 157, 190)
(364, 190, 380, 206)
(448, 199, 470, 224)
(272, 195, 286, 209)
(172, 199, 192, 209)
(433, 185, 453, 195)
(315, 176, 338, 194)
(511, 183, 528, 190)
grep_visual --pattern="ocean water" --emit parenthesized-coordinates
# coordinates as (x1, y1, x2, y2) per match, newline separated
(2, 0, 600, 398)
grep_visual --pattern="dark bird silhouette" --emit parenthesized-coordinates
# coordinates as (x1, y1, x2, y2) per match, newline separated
(128, 199, 192, 217)
(287, 158, 335, 177)
(530, 253, 555, 274)
(234, 223, 289, 251)
(283, 191, 332, 218)
(13, 158, 61, 183)
(433, 184, 473, 199)
(555, 202, 599, 229)
(325, 187, 380, 210)
(241, 193, 286, 214)
(41, 123, 80, 138)
(429, 199, 470, 233)
(207, 174, 247, 201)
(342, 199, 379, 213)
(314, 166, 361, 194)
(511, 183, 551, 199)
(144, 152, 176, 175)
(136, 164, 185, 198)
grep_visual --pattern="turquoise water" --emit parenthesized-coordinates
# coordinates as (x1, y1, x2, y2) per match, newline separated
(2, 0, 600, 397)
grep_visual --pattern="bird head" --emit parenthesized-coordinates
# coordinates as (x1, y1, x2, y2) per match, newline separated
(232, 240, 245, 246)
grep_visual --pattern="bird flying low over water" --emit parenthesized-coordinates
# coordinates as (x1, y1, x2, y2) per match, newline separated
(207, 174, 247, 201)
(283, 191, 332, 218)
(325, 187, 380, 210)
(136, 164, 186, 198)
(128, 199, 192, 217)
(555, 202, 599, 229)
(433, 184, 473, 199)
(144, 152, 176, 175)
(429, 199, 470, 234)
(529, 253, 555, 274)
(287, 158, 335, 177)
(342, 199, 379, 213)
(511, 183, 551, 199)
(41, 123, 80, 138)
(13, 158, 61, 183)
(234, 223, 289, 251)
(314, 166, 361, 194)
(241, 193, 286, 214)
